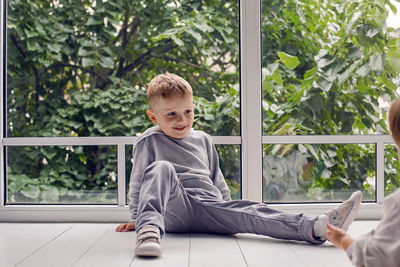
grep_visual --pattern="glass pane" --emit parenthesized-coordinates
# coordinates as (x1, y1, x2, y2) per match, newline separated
(7, 1, 239, 137)
(7, 146, 117, 204)
(125, 144, 241, 203)
(216, 145, 241, 200)
(384, 144, 400, 196)
(261, 0, 399, 135)
(263, 143, 375, 203)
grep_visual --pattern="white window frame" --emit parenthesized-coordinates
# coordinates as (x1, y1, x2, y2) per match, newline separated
(0, 0, 390, 222)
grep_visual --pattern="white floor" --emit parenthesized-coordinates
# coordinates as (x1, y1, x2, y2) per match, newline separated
(0, 221, 379, 267)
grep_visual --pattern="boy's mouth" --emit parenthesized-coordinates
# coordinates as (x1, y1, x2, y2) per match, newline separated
(173, 126, 186, 131)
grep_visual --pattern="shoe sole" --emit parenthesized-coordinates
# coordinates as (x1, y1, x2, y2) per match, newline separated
(136, 244, 162, 257)
(340, 191, 362, 231)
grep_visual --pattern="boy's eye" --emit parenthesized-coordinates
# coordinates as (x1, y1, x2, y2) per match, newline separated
(184, 110, 192, 115)
(167, 112, 176, 117)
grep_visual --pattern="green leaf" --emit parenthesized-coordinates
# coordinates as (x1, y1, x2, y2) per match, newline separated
(27, 41, 41, 51)
(317, 57, 335, 69)
(345, 11, 362, 34)
(99, 57, 114, 69)
(187, 29, 202, 41)
(271, 69, 283, 86)
(24, 28, 39, 38)
(193, 21, 213, 33)
(82, 57, 96, 67)
(78, 47, 94, 57)
(356, 63, 370, 77)
(47, 43, 62, 53)
(171, 36, 184, 46)
(21, 184, 41, 199)
(357, 79, 368, 93)
(278, 52, 300, 70)
(86, 17, 103, 26)
(41, 148, 57, 160)
(370, 54, 383, 71)
(304, 144, 319, 161)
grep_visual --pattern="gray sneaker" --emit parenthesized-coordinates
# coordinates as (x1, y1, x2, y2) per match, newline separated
(327, 190, 363, 232)
(135, 225, 162, 257)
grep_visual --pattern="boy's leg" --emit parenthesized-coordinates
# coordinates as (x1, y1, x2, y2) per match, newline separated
(135, 161, 194, 257)
(135, 160, 194, 236)
(191, 197, 321, 244)
(190, 191, 362, 244)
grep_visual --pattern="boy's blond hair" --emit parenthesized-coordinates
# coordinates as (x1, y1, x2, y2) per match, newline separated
(147, 73, 193, 107)
(389, 97, 400, 147)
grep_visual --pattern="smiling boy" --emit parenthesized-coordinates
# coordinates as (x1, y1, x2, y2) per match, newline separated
(116, 73, 363, 257)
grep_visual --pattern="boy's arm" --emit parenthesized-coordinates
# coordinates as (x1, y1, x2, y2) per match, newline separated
(328, 196, 400, 267)
(127, 140, 153, 222)
(207, 135, 231, 201)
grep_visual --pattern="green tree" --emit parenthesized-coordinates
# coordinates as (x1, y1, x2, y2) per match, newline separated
(6, 0, 240, 203)
(261, 0, 400, 200)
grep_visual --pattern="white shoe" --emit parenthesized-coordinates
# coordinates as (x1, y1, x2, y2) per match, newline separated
(327, 191, 363, 232)
(314, 191, 363, 240)
(135, 225, 162, 257)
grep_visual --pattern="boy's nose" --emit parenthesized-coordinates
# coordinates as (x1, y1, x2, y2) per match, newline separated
(176, 114, 185, 122)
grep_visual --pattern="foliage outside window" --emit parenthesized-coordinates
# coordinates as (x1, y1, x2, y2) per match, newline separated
(384, 144, 400, 196)
(261, 0, 400, 201)
(6, 0, 240, 203)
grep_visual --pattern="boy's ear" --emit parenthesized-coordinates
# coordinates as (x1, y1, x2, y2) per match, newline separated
(147, 109, 158, 124)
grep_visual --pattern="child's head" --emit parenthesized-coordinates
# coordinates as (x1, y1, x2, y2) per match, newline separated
(146, 73, 194, 139)
(389, 97, 400, 149)
(147, 73, 193, 107)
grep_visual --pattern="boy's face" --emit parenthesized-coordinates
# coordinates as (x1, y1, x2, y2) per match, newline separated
(147, 95, 194, 139)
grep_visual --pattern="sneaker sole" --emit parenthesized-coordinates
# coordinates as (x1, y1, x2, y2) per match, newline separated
(136, 244, 162, 257)
(340, 191, 362, 231)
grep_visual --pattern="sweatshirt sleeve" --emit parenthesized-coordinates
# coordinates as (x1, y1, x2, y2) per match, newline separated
(206, 135, 232, 201)
(346, 196, 400, 267)
(127, 139, 153, 222)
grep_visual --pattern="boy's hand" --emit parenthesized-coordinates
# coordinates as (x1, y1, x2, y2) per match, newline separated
(115, 221, 136, 232)
(326, 224, 355, 251)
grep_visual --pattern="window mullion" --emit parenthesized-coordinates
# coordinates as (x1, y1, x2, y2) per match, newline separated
(376, 141, 385, 204)
(117, 144, 126, 206)
(240, 0, 262, 202)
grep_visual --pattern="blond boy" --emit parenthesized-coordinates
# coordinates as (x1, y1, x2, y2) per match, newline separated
(117, 73, 362, 257)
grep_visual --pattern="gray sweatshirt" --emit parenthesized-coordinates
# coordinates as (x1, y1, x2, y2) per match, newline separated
(128, 126, 232, 221)
(347, 188, 400, 267)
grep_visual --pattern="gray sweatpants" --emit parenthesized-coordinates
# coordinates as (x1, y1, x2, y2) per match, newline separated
(135, 161, 322, 244)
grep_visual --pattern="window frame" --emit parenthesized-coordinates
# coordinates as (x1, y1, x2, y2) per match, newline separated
(0, 0, 388, 221)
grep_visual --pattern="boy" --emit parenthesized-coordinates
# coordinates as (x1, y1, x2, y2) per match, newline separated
(116, 72, 363, 257)
(326, 98, 400, 267)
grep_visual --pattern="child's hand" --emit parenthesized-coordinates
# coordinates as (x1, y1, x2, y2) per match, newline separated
(326, 224, 355, 251)
(115, 221, 136, 232)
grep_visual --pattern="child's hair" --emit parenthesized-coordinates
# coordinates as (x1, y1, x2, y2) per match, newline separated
(388, 97, 400, 147)
(147, 73, 193, 107)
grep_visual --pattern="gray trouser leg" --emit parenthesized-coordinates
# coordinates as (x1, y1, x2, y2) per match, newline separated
(135, 161, 194, 236)
(190, 197, 322, 244)
(136, 160, 321, 244)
